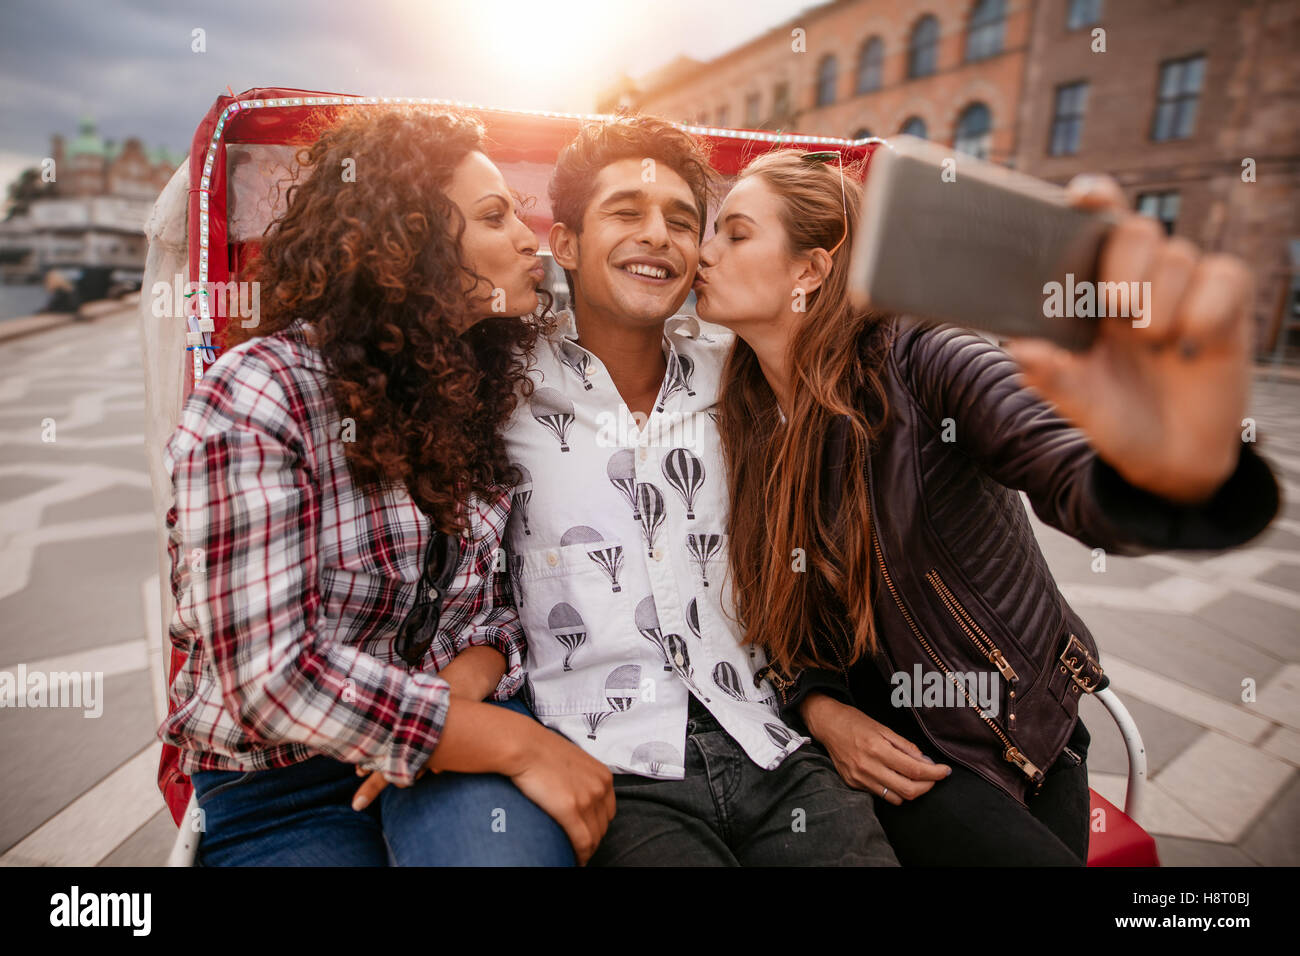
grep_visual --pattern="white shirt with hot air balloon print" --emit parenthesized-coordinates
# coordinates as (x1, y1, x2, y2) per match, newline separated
(502, 310, 806, 779)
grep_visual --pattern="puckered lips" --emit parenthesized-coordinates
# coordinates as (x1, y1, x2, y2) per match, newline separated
(615, 256, 680, 285)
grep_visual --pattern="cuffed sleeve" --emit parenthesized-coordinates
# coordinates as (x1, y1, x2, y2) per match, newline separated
(448, 498, 527, 702)
(776, 666, 855, 728)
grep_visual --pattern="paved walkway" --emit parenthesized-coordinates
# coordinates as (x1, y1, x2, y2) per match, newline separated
(1032, 376, 1300, 866)
(0, 305, 1295, 865)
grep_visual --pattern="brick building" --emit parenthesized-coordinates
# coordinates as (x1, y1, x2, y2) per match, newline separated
(50, 115, 183, 201)
(601, 0, 1300, 356)
(0, 117, 183, 276)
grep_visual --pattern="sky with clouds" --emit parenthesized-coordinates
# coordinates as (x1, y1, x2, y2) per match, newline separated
(0, 0, 828, 195)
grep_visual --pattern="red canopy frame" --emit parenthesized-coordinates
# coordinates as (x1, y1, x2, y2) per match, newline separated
(160, 86, 881, 827)
(180, 86, 881, 391)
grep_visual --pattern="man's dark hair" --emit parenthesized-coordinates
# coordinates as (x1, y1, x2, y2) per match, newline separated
(548, 113, 717, 299)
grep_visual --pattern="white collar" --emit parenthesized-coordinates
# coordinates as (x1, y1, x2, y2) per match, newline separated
(554, 309, 705, 351)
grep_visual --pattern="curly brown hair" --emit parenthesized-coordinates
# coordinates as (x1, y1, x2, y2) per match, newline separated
(226, 106, 549, 535)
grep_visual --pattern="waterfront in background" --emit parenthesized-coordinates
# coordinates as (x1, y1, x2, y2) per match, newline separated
(0, 282, 50, 321)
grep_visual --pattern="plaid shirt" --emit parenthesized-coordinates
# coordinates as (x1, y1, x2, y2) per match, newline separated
(158, 319, 525, 786)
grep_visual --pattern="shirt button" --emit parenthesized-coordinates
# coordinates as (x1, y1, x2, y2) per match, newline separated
(546, 551, 559, 567)
(638, 447, 648, 463)
(674, 651, 685, 667)
(652, 547, 663, 561)
(426, 586, 440, 602)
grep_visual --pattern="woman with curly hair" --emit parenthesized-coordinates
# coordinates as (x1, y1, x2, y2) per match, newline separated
(160, 106, 614, 866)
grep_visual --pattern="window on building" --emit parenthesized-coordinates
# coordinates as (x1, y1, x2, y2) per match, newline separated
(856, 37, 884, 93)
(1152, 54, 1205, 141)
(901, 116, 927, 139)
(965, 0, 1006, 61)
(1066, 0, 1103, 31)
(816, 55, 838, 107)
(717, 105, 730, 128)
(1049, 81, 1088, 155)
(745, 92, 761, 127)
(908, 15, 940, 78)
(773, 82, 791, 119)
(1136, 190, 1180, 235)
(953, 103, 992, 159)
(852, 127, 873, 140)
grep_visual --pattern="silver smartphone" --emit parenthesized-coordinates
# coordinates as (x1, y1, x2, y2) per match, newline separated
(847, 135, 1116, 351)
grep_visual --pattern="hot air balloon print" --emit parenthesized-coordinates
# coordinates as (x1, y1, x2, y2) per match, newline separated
(675, 353, 696, 396)
(686, 533, 724, 587)
(686, 597, 701, 641)
(606, 449, 640, 520)
(655, 352, 699, 413)
(561, 525, 624, 593)
(663, 633, 709, 702)
(511, 462, 534, 535)
(588, 546, 624, 593)
(559, 340, 594, 390)
(583, 711, 611, 740)
(635, 482, 665, 557)
(655, 354, 683, 412)
(631, 741, 682, 776)
(508, 553, 525, 608)
(522, 674, 537, 710)
(530, 387, 575, 453)
(605, 664, 641, 712)
(547, 602, 586, 671)
(661, 448, 705, 519)
(635, 596, 672, 672)
(764, 722, 796, 749)
(712, 661, 748, 702)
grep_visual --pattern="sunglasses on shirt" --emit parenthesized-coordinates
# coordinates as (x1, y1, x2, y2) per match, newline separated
(395, 529, 461, 667)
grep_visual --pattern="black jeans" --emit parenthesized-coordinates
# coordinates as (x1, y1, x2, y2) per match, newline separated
(589, 695, 899, 866)
(851, 662, 1092, 866)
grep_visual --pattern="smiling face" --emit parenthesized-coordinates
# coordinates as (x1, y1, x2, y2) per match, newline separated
(694, 174, 809, 329)
(552, 158, 701, 330)
(445, 150, 543, 324)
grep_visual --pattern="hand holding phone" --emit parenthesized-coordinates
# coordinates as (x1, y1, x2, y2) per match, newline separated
(847, 137, 1256, 504)
(847, 135, 1116, 350)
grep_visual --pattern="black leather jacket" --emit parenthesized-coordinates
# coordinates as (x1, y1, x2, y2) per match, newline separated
(768, 320, 1280, 806)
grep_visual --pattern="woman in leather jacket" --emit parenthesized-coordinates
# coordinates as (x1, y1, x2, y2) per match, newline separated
(692, 149, 1279, 865)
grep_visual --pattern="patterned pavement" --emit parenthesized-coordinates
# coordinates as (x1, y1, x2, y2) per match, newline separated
(0, 303, 1294, 866)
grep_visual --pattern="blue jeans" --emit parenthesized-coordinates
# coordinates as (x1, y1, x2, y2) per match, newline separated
(190, 695, 575, 866)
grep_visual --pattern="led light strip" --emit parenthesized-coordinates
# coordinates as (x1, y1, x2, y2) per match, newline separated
(189, 94, 882, 385)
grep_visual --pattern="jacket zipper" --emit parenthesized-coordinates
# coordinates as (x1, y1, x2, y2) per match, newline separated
(872, 526, 1043, 785)
(924, 569, 1021, 731)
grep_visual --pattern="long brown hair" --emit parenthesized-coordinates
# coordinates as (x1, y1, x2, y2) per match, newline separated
(717, 149, 890, 676)
(227, 106, 549, 535)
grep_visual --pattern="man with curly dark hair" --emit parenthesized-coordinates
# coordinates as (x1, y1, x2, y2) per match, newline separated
(501, 114, 897, 866)
(161, 106, 614, 866)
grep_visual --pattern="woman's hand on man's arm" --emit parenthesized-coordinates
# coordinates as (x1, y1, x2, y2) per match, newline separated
(800, 692, 950, 806)
(352, 698, 615, 865)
